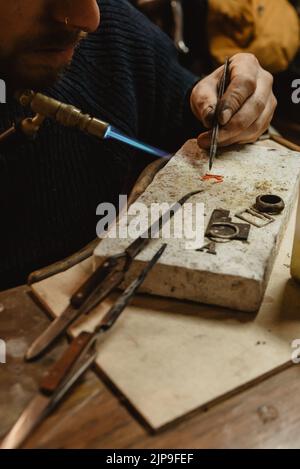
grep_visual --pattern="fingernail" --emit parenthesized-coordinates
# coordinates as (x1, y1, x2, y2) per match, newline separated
(203, 107, 215, 128)
(220, 109, 232, 125)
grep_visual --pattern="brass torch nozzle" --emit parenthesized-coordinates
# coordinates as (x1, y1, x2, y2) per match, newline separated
(19, 90, 110, 139)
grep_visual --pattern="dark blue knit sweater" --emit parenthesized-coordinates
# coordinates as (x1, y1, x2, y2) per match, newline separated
(0, 0, 201, 290)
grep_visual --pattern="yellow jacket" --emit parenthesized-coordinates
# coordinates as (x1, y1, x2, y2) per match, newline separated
(208, 0, 300, 73)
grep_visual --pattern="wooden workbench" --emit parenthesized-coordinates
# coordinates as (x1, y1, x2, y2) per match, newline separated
(1, 285, 300, 449)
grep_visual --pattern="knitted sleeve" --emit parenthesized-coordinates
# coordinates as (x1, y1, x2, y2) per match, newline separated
(79, 0, 204, 152)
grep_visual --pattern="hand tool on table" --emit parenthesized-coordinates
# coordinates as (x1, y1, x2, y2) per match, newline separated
(26, 190, 203, 361)
(261, 132, 300, 152)
(1, 244, 167, 450)
(209, 58, 230, 171)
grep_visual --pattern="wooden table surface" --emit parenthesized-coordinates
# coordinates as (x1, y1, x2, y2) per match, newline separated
(1, 285, 300, 449)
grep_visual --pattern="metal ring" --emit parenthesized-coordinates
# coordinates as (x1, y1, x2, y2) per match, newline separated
(209, 237, 231, 244)
(207, 222, 239, 240)
(254, 194, 285, 215)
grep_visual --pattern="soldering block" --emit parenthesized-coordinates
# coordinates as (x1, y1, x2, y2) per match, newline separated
(94, 140, 300, 312)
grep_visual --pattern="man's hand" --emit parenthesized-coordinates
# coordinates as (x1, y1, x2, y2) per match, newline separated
(190, 53, 277, 148)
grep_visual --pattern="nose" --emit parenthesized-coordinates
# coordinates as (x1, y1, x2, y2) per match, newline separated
(52, 0, 100, 32)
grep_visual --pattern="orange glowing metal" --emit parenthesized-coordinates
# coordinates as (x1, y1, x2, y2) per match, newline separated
(201, 174, 224, 183)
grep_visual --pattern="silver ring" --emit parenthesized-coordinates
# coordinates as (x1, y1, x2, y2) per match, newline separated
(208, 222, 239, 240)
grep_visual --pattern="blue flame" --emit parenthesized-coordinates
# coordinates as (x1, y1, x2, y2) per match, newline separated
(104, 126, 170, 158)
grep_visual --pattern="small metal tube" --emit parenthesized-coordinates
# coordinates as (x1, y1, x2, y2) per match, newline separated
(0, 125, 17, 144)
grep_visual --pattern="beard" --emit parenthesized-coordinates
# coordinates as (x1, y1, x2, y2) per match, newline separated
(0, 55, 69, 93)
(0, 26, 87, 94)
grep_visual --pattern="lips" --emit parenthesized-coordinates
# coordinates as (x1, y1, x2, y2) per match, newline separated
(32, 45, 77, 65)
(33, 36, 80, 57)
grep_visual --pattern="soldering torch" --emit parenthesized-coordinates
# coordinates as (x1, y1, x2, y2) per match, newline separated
(0, 90, 169, 158)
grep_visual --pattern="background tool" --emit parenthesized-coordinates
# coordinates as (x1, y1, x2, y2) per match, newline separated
(209, 58, 230, 171)
(1, 244, 167, 450)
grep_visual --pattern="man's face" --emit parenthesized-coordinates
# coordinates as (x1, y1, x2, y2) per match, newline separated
(0, 0, 100, 92)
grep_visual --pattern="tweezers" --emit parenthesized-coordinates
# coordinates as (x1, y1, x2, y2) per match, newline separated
(209, 57, 230, 171)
